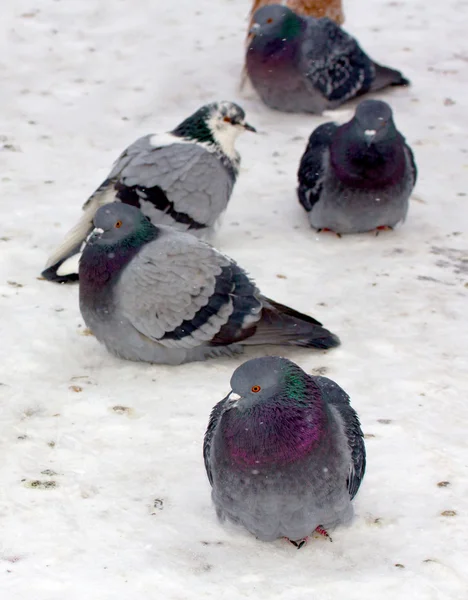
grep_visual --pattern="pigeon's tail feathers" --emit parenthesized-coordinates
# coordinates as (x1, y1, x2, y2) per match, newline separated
(244, 297, 340, 350)
(239, 65, 249, 91)
(41, 181, 116, 283)
(371, 62, 410, 92)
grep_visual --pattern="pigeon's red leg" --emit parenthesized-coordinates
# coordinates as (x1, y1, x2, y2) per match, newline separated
(374, 225, 394, 236)
(314, 526, 333, 542)
(317, 228, 342, 239)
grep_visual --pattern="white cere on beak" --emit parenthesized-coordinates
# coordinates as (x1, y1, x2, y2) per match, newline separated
(364, 129, 376, 136)
(93, 227, 104, 235)
(229, 392, 241, 402)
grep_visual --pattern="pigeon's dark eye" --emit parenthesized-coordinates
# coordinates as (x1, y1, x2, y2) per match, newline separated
(266, 18, 273, 24)
(251, 385, 261, 393)
(115, 220, 123, 229)
(223, 116, 232, 123)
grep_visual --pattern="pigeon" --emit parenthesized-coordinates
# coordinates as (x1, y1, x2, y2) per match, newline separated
(297, 99, 417, 233)
(242, 0, 345, 88)
(246, 4, 410, 114)
(79, 203, 340, 365)
(42, 101, 256, 283)
(203, 356, 365, 547)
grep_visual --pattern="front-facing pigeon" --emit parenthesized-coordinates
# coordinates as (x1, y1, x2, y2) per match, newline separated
(297, 99, 417, 233)
(203, 357, 366, 547)
(246, 4, 410, 114)
(78, 203, 339, 365)
(42, 101, 256, 283)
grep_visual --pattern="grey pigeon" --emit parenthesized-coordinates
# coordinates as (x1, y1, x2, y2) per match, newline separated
(42, 101, 255, 283)
(79, 203, 339, 365)
(297, 99, 417, 233)
(246, 4, 410, 114)
(203, 356, 366, 547)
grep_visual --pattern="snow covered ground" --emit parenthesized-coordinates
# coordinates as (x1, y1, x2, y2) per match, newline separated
(1, 0, 467, 597)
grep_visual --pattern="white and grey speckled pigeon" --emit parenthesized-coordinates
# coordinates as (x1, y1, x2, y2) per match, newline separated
(246, 4, 410, 114)
(79, 203, 340, 365)
(42, 101, 256, 283)
(297, 99, 417, 233)
(203, 356, 366, 547)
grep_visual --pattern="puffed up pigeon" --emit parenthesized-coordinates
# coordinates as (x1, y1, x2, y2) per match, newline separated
(297, 99, 417, 233)
(204, 356, 366, 547)
(246, 4, 410, 113)
(42, 101, 256, 283)
(78, 203, 340, 365)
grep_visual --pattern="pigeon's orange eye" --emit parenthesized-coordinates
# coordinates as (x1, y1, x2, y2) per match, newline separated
(223, 116, 231, 123)
(115, 220, 123, 228)
(266, 18, 273, 23)
(251, 385, 261, 393)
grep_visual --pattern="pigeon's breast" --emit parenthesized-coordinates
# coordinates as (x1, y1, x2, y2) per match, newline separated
(246, 41, 320, 112)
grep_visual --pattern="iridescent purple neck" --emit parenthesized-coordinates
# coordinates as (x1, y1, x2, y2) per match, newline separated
(223, 388, 328, 469)
(79, 226, 158, 295)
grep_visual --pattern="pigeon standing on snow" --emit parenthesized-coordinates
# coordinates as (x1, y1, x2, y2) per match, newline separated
(203, 356, 365, 547)
(246, 4, 410, 114)
(42, 101, 256, 283)
(79, 203, 339, 365)
(297, 99, 417, 233)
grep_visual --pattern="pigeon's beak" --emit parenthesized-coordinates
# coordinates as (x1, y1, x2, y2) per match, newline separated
(227, 391, 242, 404)
(249, 23, 260, 36)
(364, 129, 376, 145)
(86, 227, 104, 245)
(242, 122, 256, 133)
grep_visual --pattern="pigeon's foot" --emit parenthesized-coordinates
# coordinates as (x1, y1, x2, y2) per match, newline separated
(314, 525, 333, 542)
(374, 225, 394, 236)
(284, 536, 309, 550)
(317, 228, 342, 238)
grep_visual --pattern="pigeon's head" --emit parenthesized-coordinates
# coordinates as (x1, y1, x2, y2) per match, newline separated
(353, 100, 395, 146)
(88, 203, 154, 246)
(250, 5, 303, 40)
(173, 101, 255, 160)
(206, 101, 256, 157)
(227, 356, 301, 410)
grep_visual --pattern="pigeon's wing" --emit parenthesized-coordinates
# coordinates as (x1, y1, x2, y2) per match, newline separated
(203, 395, 231, 486)
(300, 18, 374, 103)
(116, 230, 262, 350)
(297, 122, 338, 211)
(103, 134, 235, 228)
(405, 143, 418, 187)
(314, 376, 366, 499)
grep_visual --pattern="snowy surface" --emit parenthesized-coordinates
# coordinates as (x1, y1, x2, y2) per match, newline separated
(1, 0, 467, 598)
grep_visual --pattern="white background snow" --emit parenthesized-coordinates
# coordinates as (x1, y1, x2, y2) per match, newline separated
(1, 0, 467, 598)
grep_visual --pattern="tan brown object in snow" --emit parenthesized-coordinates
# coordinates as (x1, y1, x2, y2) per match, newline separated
(241, 0, 345, 89)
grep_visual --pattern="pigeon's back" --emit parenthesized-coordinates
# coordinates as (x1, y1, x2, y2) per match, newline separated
(299, 17, 375, 106)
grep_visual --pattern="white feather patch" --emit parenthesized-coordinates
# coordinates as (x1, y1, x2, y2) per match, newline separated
(44, 187, 115, 269)
(56, 253, 81, 277)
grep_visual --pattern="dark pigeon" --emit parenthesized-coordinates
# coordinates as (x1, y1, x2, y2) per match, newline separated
(78, 203, 340, 365)
(246, 4, 409, 114)
(297, 99, 417, 233)
(204, 356, 366, 546)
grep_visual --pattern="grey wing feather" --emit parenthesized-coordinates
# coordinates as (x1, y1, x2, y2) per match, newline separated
(107, 135, 235, 226)
(115, 230, 235, 348)
(300, 18, 374, 103)
(297, 122, 338, 211)
(314, 376, 366, 499)
(405, 144, 418, 186)
(203, 396, 230, 486)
